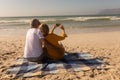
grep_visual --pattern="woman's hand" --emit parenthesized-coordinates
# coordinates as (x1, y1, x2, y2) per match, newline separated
(51, 23, 61, 33)
(59, 24, 65, 30)
(56, 23, 60, 27)
(53, 24, 60, 29)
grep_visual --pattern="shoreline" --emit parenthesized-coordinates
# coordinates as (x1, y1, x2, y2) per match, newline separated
(1, 26, 120, 36)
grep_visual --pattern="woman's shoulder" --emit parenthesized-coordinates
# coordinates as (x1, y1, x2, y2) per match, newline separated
(45, 33, 56, 39)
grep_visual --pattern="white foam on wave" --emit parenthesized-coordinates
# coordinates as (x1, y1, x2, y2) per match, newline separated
(0, 16, 120, 24)
(110, 16, 120, 20)
(40, 18, 56, 22)
(0, 18, 57, 24)
(0, 19, 30, 24)
(63, 16, 120, 21)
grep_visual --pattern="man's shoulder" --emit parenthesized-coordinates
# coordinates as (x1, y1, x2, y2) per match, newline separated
(26, 28, 39, 36)
(27, 28, 35, 32)
(29, 28, 40, 33)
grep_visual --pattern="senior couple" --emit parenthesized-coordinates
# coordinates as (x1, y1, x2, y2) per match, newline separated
(24, 19, 67, 63)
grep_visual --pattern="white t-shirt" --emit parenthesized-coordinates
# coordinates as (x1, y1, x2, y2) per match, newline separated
(24, 28, 44, 58)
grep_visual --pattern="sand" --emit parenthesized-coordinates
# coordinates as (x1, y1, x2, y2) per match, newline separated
(0, 31, 120, 80)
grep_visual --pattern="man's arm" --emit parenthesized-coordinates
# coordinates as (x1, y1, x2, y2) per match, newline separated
(40, 38, 55, 49)
(40, 38, 45, 48)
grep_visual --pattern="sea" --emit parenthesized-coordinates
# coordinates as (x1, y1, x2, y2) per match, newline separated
(0, 15, 120, 35)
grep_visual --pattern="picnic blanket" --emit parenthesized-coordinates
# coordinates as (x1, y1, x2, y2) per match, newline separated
(6, 52, 107, 78)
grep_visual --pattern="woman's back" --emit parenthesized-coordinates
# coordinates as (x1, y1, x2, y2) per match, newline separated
(45, 32, 66, 60)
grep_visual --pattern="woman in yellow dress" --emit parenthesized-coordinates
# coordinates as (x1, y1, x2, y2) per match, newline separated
(39, 24, 67, 60)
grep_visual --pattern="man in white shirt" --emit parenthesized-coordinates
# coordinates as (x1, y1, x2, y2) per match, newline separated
(24, 19, 44, 62)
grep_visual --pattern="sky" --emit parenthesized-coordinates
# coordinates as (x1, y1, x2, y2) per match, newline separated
(0, 0, 120, 17)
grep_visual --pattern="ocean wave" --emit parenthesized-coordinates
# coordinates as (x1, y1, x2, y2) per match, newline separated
(41, 16, 120, 22)
(110, 16, 120, 20)
(0, 19, 57, 24)
(63, 16, 120, 21)
(40, 18, 56, 22)
(0, 19, 30, 24)
(0, 16, 120, 24)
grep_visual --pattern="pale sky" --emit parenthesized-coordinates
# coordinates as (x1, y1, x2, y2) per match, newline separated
(0, 0, 120, 17)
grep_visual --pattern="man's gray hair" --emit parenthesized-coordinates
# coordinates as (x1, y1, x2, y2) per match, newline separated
(30, 19, 40, 28)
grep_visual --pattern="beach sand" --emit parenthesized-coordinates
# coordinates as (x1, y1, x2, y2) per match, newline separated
(0, 31, 120, 80)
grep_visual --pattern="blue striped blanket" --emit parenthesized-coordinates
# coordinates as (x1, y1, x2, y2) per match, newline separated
(6, 53, 104, 78)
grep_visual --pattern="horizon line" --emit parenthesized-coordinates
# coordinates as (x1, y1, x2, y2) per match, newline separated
(0, 14, 95, 17)
(0, 14, 120, 18)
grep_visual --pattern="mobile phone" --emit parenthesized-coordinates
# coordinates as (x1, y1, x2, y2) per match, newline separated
(56, 23, 60, 26)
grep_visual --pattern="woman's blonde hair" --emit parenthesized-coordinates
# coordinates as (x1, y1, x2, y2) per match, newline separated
(39, 24, 49, 37)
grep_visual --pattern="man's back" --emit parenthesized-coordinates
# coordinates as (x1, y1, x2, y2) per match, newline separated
(45, 32, 66, 60)
(24, 28, 44, 58)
